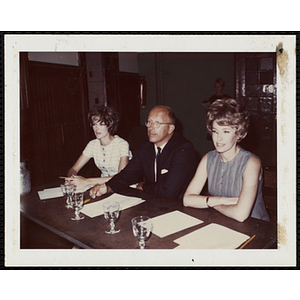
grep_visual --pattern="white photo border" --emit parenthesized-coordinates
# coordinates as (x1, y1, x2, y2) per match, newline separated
(4, 33, 297, 267)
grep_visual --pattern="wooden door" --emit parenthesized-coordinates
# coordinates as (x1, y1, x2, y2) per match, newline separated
(117, 72, 143, 139)
(235, 53, 277, 221)
(103, 54, 142, 141)
(235, 53, 277, 169)
(20, 53, 90, 187)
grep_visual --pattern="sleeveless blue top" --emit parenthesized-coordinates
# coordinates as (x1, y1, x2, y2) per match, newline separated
(207, 147, 270, 221)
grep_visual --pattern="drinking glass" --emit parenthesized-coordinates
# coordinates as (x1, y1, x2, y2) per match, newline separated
(71, 192, 84, 220)
(60, 183, 74, 209)
(103, 201, 120, 234)
(131, 216, 153, 249)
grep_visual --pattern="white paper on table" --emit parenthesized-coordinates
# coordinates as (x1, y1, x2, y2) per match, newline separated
(80, 193, 145, 218)
(151, 210, 203, 238)
(38, 187, 63, 200)
(37, 185, 92, 200)
(173, 223, 250, 249)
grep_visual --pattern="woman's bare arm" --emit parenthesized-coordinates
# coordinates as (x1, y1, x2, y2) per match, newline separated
(213, 157, 261, 222)
(68, 155, 130, 189)
(183, 154, 238, 208)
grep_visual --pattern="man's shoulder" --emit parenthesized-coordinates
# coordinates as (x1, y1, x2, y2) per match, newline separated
(170, 132, 194, 148)
(136, 139, 153, 152)
(135, 132, 194, 153)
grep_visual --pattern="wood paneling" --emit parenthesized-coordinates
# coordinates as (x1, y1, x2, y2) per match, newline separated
(103, 53, 141, 140)
(235, 53, 277, 223)
(235, 53, 277, 168)
(117, 72, 142, 139)
(20, 54, 90, 187)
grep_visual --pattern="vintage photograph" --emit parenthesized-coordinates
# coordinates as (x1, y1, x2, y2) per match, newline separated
(4, 34, 297, 267)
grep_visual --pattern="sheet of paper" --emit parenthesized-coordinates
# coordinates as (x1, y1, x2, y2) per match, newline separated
(151, 210, 203, 238)
(38, 187, 63, 200)
(37, 185, 93, 200)
(80, 193, 145, 218)
(173, 223, 250, 249)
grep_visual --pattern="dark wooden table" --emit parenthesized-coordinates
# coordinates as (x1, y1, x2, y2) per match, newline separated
(20, 182, 277, 250)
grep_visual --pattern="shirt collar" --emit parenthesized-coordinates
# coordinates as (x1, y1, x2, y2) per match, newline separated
(155, 142, 167, 154)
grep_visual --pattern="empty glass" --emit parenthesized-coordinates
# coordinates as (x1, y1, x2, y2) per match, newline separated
(60, 183, 74, 209)
(103, 201, 120, 234)
(131, 216, 153, 249)
(71, 192, 84, 220)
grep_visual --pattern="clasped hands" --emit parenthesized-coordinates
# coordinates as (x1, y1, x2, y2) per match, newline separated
(89, 181, 144, 198)
(65, 175, 88, 189)
(89, 183, 108, 198)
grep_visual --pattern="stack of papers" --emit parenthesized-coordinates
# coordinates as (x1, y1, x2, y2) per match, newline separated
(80, 193, 145, 218)
(38, 185, 93, 200)
(151, 210, 203, 238)
(173, 223, 250, 249)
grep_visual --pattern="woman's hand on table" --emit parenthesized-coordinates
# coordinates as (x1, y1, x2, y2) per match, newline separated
(66, 175, 88, 189)
(136, 182, 144, 190)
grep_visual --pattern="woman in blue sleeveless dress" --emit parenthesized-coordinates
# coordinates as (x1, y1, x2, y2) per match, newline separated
(183, 99, 269, 222)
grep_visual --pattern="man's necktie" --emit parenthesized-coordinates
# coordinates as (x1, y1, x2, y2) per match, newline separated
(155, 147, 161, 182)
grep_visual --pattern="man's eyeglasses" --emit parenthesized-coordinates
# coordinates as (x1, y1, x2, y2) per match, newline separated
(145, 120, 172, 129)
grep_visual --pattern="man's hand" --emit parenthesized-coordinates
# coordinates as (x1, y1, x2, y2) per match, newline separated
(89, 183, 108, 198)
(136, 182, 144, 190)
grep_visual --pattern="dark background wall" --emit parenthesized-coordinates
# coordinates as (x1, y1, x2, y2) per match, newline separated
(27, 51, 235, 159)
(138, 52, 235, 158)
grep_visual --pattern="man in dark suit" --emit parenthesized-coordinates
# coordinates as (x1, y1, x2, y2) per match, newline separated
(90, 105, 196, 199)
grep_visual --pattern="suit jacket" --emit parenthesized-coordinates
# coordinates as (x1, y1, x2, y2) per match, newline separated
(107, 132, 196, 199)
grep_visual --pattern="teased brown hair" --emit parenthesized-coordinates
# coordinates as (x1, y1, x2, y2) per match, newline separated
(206, 98, 250, 141)
(88, 105, 119, 135)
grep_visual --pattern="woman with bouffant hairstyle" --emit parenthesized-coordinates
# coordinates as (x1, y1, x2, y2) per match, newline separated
(184, 99, 269, 222)
(88, 105, 120, 135)
(67, 105, 131, 189)
(206, 98, 250, 141)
